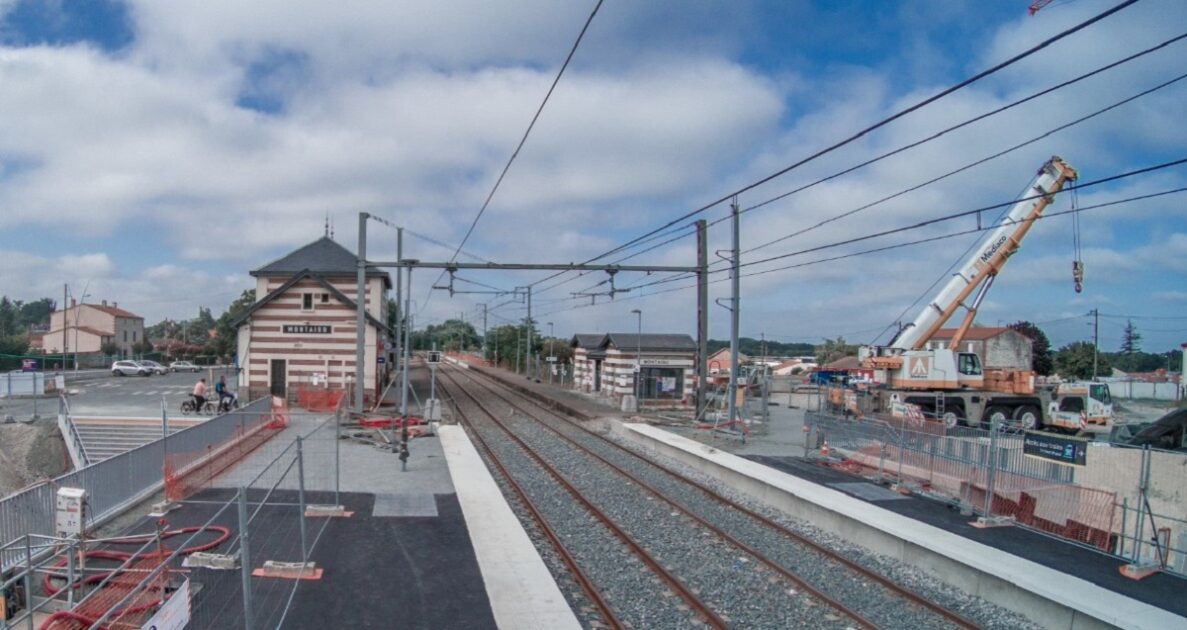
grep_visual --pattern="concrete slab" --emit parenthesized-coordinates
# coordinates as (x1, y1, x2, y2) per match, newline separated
(617, 422, 1187, 630)
(373, 492, 438, 517)
(441, 425, 581, 630)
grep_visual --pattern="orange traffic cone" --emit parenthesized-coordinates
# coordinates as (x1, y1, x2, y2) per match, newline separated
(820, 440, 830, 458)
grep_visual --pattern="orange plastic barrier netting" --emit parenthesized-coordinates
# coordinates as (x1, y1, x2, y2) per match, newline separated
(295, 386, 346, 411)
(163, 401, 287, 503)
(39, 554, 167, 630)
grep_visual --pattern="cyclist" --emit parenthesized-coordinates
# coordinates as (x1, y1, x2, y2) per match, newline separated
(215, 376, 237, 412)
(192, 378, 207, 414)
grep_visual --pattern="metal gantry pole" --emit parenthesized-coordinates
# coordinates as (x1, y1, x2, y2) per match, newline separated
(525, 286, 533, 380)
(354, 212, 369, 413)
(695, 220, 709, 420)
(401, 267, 412, 420)
(395, 226, 403, 388)
(727, 198, 741, 429)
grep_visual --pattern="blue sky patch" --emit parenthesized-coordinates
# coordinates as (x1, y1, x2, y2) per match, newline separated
(0, 0, 133, 51)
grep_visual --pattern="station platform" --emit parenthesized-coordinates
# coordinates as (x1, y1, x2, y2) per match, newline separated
(95, 401, 576, 628)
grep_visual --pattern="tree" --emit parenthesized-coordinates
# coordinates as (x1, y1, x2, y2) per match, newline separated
(1008, 320, 1053, 376)
(385, 298, 401, 337)
(815, 336, 857, 365)
(211, 290, 256, 358)
(18, 298, 55, 329)
(412, 319, 480, 352)
(1120, 319, 1142, 355)
(1054, 341, 1111, 380)
(484, 323, 540, 369)
(100, 340, 121, 358)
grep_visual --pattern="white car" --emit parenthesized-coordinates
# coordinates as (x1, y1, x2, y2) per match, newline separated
(170, 361, 200, 373)
(112, 360, 150, 377)
(138, 360, 168, 375)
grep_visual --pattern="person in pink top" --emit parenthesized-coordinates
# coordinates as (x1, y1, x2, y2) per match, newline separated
(192, 378, 207, 413)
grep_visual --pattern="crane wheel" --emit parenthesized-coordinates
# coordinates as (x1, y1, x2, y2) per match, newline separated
(983, 406, 1011, 428)
(1013, 405, 1041, 430)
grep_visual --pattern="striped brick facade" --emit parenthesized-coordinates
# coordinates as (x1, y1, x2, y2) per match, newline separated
(236, 268, 390, 403)
(571, 333, 696, 410)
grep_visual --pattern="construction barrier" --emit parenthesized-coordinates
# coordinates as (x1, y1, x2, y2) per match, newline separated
(163, 400, 287, 503)
(295, 384, 347, 412)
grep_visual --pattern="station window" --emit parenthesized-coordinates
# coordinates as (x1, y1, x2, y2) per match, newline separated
(302, 293, 314, 311)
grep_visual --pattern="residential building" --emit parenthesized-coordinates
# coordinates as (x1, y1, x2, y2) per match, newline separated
(926, 327, 1033, 371)
(43, 300, 145, 357)
(233, 236, 392, 403)
(706, 348, 749, 376)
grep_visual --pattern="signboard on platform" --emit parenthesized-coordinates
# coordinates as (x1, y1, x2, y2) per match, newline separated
(1023, 431, 1088, 467)
(283, 325, 332, 334)
(141, 577, 190, 630)
(426, 351, 442, 364)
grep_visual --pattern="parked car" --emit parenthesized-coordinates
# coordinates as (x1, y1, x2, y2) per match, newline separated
(1125, 408, 1187, 452)
(170, 361, 200, 373)
(138, 360, 168, 375)
(112, 360, 150, 377)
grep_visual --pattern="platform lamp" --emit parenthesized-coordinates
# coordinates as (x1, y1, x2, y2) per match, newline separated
(631, 309, 642, 402)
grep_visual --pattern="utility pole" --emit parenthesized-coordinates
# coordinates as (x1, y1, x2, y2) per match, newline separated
(355, 212, 369, 413)
(727, 198, 741, 431)
(1092, 308, 1100, 380)
(481, 304, 488, 362)
(695, 219, 709, 421)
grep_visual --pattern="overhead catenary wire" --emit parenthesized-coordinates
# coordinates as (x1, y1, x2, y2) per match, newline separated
(525, 0, 1143, 292)
(423, 0, 605, 313)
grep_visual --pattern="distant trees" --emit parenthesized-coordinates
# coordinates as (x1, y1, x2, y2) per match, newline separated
(1054, 341, 1110, 380)
(1008, 320, 1053, 376)
(815, 337, 857, 365)
(706, 337, 814, 357)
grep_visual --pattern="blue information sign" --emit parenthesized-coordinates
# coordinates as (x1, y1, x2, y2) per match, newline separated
(1023, 431, 1088, 466)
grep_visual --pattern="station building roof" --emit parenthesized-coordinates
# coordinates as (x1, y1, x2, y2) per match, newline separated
(251, 236, 392, 288)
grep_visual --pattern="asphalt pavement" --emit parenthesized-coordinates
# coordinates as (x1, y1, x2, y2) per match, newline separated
(1, 368, 239, 420)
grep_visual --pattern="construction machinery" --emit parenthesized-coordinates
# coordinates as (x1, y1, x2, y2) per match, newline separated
(853, 156, 1112, 432)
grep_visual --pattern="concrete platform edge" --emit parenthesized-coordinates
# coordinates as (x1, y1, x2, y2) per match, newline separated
(615, 422, 1185, 630)
(439, 425, 581, 630)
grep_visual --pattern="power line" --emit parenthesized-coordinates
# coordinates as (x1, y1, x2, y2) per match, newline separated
(526, 0, 1142, 291)
(424, 0, 605, 312)
(531, 184, 1187, 320)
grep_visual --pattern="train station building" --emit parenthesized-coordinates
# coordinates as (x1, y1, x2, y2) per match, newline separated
(571, 332, 696, 409)
(232, 236, 393, 403)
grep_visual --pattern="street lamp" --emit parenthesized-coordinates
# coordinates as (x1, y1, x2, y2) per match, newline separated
(547, 322, 554, 385)
(631, 309, 642, 403)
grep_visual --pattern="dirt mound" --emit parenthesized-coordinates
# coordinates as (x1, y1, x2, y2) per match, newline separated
(0, 420, 70, 497)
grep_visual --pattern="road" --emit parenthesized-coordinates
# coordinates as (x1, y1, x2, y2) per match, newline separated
(1, 368, 239, 420)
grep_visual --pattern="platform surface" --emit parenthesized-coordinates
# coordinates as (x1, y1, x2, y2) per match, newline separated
(623, 422, 1187, 630)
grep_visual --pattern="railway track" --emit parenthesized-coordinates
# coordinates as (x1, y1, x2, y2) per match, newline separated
(437, 364, 983, 629)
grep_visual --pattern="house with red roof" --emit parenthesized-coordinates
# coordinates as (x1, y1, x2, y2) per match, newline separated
(44, 300, 145, 357)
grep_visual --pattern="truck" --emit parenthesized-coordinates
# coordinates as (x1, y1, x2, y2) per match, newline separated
(850, 156, 1113, 433)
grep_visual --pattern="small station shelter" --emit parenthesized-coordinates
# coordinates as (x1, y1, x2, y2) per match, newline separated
(572, 333, 697, 409)
(233, 236, 392, 403)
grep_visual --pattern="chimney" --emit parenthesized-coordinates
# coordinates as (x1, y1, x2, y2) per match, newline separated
(102, 300, 108, 307)
(113, 302, 118, 308)
(71, 298, 76, 308)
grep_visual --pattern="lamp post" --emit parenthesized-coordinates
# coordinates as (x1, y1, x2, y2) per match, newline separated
(547, 322, 554, 385)
(631, 309, 642, 404)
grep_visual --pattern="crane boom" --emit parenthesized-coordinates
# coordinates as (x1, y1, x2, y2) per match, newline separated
(890, 156, 1078, 351)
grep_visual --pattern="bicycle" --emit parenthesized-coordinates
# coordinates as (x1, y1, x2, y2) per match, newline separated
(180, 395, 215, 416)
(217, 395, 241, 414)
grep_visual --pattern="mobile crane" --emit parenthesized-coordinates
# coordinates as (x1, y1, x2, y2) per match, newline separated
(855, 156, 1113, 432)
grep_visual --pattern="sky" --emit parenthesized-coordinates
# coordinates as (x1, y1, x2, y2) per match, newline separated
(0, 0, 1185, 354)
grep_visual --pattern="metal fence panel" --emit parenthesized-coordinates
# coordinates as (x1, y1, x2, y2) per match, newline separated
(0, 397, 269, 571)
